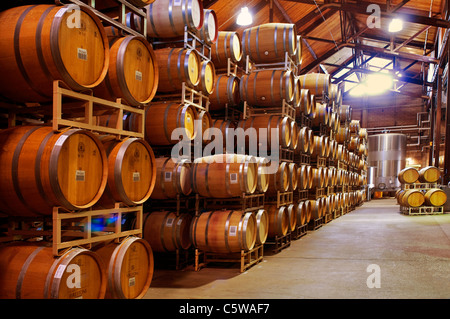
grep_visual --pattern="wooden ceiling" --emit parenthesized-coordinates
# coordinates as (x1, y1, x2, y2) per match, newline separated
(205, 0, 449, 100)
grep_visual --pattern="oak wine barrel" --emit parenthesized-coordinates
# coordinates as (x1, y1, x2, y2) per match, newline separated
(195, 60, 216, 95)
(310, 199, 323, 219)
(142, 211, 193, 252)
(418, 166, 441, 183)
(240, 69, 295, 107)
(150, 157, 192, 199)
(424, 189, 447, 207)
(242, 23, 297, 64)
(94, 34, 158, 107)
(154, 47, 201, 92)
(140, 102, 197, 145)
(304, 200, 312, 224)
(299, 73, 331, 98)
(339, 105, 352, 124)
(0, 4, 109, 103)
(399, 189, 425, 207)
(255, 209, 269, 245)
(296, 89, 311, 117)
(144, 0, 204, 38)
(208, 119, 236, 149)
(398, 167, 420, 184)
(297, 165, 309, 190)
(195, 9, 218, 45)
(211, 31, 242, 69)
(190, 210, 257, 253)
(0, 243, 106, 299)
(296, 126, 310, 154)
(92, 237, 154, 299)
(286, 203, 297, 232)
(290, 121, 299, 151)
(266, 205, 289, 238)
(256, 157, 270, 193)
(0, 126, 108, 216)
(208, 75, 240, 111)
(191, 154, 257, 198)
(97, 136, 156, 207)
(288, 162, 298, 191)
(267, 162, 290, 195)
(295, 200, 307, 226)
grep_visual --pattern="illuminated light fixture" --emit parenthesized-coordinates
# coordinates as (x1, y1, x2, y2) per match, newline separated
(236, 7, 252, 26)
(388, 18, 403, 33)
(349, 73, 394, 97)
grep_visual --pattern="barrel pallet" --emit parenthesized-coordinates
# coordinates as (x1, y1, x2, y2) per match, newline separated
(52, 203, 143, 256)
(297, 112, 312, 128)
(154, 248, 193, 271)
(194, 245, 264, 273)
(3, 216, 52, 243)
(402, 183, 439, 190)
(324, 212, 334, 224)
(243, 99, 296, 121)
(244, 52, 298, 74)
(308, 216, 324, 230)
(195, 193, 265, 214)
(67, 0, 148, 38)
(265, 191, 294, 208)
(291, 223, 308, 240)
(400, 205, 445, 215)
(295, 190, 309, 201)
(145, 194, 198, 216)
(309, 188, 326, 199)
(311, 156, 327, 167)
(214, 57, 243, 78)
(209, 103, 243, 122)
(295, 153, 311, 165)
(152, 82, 210, 112)
(264, 233, 291, 254)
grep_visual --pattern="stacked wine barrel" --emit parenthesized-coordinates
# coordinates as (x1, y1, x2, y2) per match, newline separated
(0, 1, 160, 299)
(396, 166, 447, 215)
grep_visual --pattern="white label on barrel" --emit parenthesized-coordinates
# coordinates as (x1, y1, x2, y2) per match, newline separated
(55, 265, 66, 279)
(135, 70, 142, 81)
(76, 170, 85, 182)
(165, 171, 172, 182)
(133, 172, 140, 182)
(174, 0, 182, 6)
(229, 226, 237, 237)
(77, 48, 88, 61)
(166, 218, 174, 227)
(230, 173, 238, 184)
(129, 277, 136, 287)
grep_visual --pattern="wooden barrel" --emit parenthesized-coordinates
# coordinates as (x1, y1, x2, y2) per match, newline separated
(336, 127, 349, 145)
(296, 126, 310, 154)
(0, 243, 106, 299)
(208, 75, 240, 111)
(190, 210, 257, 253)
(299, 73, 331, 97)
(418, 166, 441, 183)
(322, 167, 329, 188)
(237, 115, 292, 149)
(211, 31, 242, 69)
(288, 163, 298, 191)
(266, 205, 289, 238)
(293, 35, 303, 67)
(286, 204, 297, 232)
(150, 157, 192, 199)
(154, 47, 201, 92)
(329, 83, 342, 107)
(307, 128, 315, 156)
(0, 4, 109, 103)
(310, 199, 323, 219)
(92, 237, 153, 299)
(242, 23, 297, 63)
(306, 165, 314, 189)
(209, 119, 236, 149)
(311, 135, 326, 158)
(191, 154, 257, 198)
(256, 157, 270, 193)
(197, 110, 212, 142)
(304, 200, 312, 223)
(295, 200, 307, 226)
(195, 9, 218, 45)
(348, 136, 360, 152)
(255, 209, 269, 245)
(399, 189, 425, 207)
(297, 165, 309, 190)
(240, 69, 295, 106)
(311, 103, 329, 127)
(267, 162, 290, 195)
(339, 105, 352, 124)
(145, 0, 204, 38)
(398, 167, 420, 184)
(311, 167, 324, 188)
(296, 89, 311, 116)
(292, 77, 301, 108)
(424, 189, 447, 207)
(359, 128, 368, 142)
(94, 35, 158, 107)
(195, 60, 216, 95)
(142, 211, 192, 252)
(97, 136, 156, 207)
(290, 121, 299, 151)
(141, 102, 197, 145)
(0, 126, 108, 216)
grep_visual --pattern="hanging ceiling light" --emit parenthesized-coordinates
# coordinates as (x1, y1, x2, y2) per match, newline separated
(236, 7, 253, 26)
(388, 18, 403, 33)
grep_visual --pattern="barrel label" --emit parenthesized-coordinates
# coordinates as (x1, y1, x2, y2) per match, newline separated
(229, 226, 237, 237)
(135, 70, 142, 81)
(166, 218, 174, 227)
(165, 171, 172, 182)
(133, 172, 140, 182)
(230, 173, 238, 184)
(55, 265, 66, 279)
(129, 277, 136, 287)
(76, 170, 85, 182)
(77, 48, 88, 61)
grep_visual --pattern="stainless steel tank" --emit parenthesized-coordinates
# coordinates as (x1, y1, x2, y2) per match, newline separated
(367, 133, 407, 191)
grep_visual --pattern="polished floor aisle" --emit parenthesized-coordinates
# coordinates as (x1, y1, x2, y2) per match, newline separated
(143, 198, 450, 299)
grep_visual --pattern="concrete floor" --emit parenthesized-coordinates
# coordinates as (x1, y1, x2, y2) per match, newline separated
(143, 198, 450, 299)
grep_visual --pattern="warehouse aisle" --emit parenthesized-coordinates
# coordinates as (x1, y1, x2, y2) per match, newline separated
(143, 198, 450, 299)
